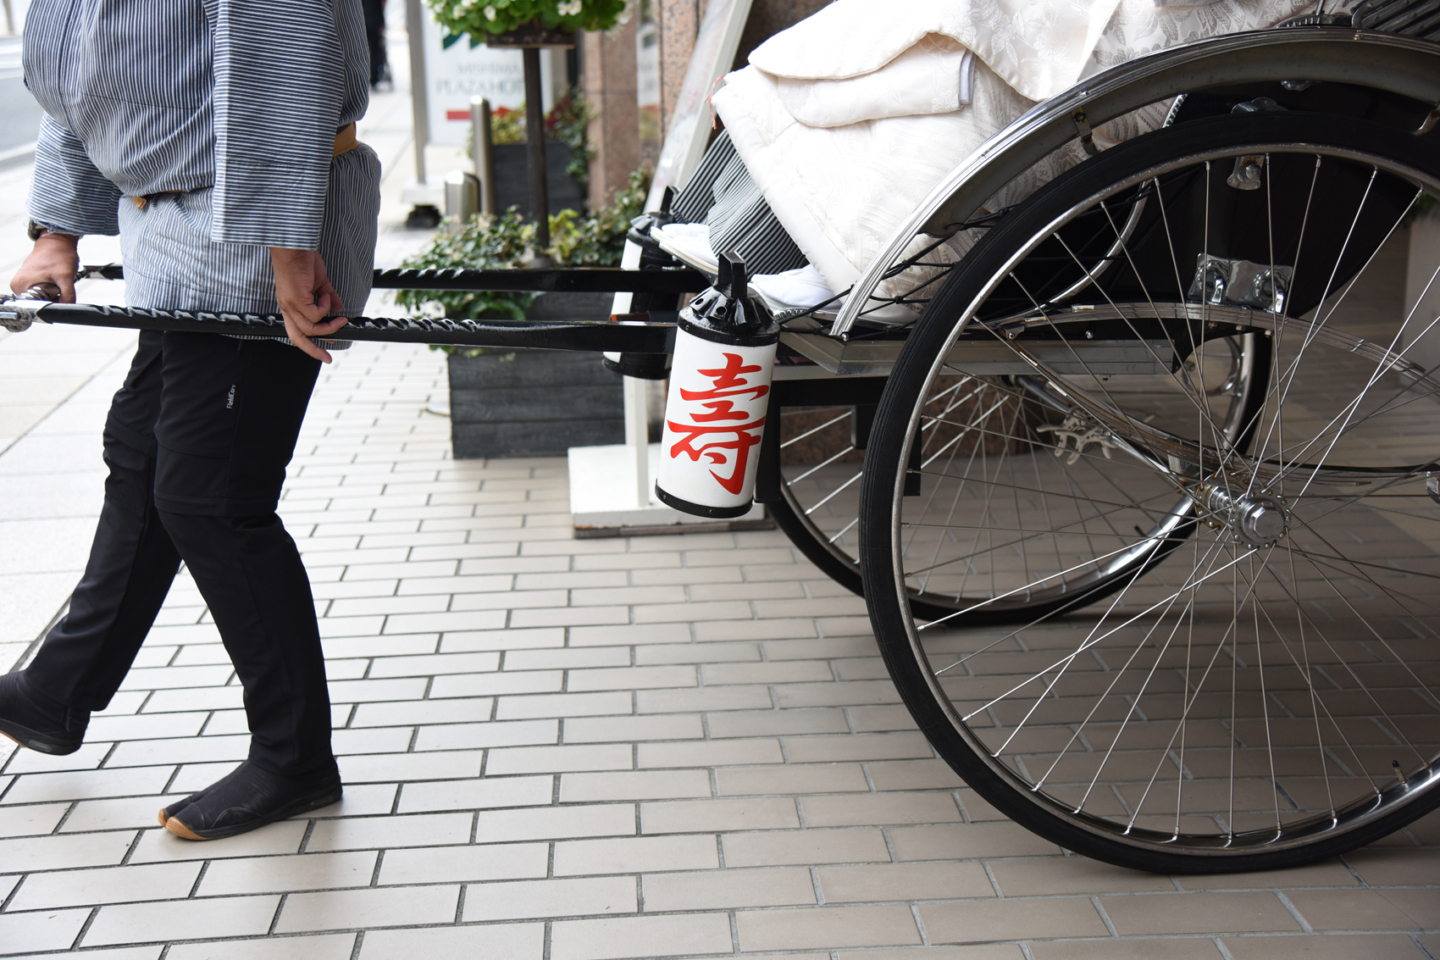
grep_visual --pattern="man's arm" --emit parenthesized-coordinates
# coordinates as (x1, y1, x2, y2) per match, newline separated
(12, 116, 122, 301)
(213, 0, 354, 361)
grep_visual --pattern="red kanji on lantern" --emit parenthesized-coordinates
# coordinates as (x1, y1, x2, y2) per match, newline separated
(666, 353, 769, 495)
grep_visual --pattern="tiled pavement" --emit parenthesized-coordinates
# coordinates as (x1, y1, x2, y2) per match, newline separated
(0, 339, 1437, 960)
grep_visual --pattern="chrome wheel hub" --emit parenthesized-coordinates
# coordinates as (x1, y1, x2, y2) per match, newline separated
(1204, 482, 1289, 548)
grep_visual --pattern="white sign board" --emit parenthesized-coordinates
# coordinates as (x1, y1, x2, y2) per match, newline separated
(419, 9, 556, 147)
(648, 0, 754, 209)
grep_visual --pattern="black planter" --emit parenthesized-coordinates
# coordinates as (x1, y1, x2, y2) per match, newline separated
(448, 292, 622, 459)
(491, 141, 585, 218)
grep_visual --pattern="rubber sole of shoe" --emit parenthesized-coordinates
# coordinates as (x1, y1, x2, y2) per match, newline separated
(161, 784, 343, 841)
(0, 723, 82, 756)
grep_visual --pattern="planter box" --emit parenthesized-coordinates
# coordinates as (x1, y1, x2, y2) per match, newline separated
(491, 142, 586, 218)
(448, 292, 622, 459)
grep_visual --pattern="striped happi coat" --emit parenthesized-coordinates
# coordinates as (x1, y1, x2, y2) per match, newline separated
(23, 0, 380, 321)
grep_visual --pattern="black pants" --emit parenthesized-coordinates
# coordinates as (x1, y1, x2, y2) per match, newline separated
(25, 331, 334, 777)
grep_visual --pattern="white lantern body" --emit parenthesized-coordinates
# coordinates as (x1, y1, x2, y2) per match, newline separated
(655, 325, 777, 518)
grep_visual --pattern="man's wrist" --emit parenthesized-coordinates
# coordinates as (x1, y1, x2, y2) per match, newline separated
(28, 221, 78, 244)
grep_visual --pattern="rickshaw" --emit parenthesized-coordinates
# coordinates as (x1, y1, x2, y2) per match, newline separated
(6, 5, 1440, 874)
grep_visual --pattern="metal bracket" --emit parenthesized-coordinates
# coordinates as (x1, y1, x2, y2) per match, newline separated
(1073, 109, 1099, 157)
(1416, 103, 1440, 136)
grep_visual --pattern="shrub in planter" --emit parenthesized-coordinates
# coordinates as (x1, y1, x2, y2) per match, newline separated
(397, 170, 651, 459)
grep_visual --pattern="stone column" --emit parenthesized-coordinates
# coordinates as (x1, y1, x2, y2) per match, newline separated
(655, 0, 828, 140)
(582, 18, 641, 208)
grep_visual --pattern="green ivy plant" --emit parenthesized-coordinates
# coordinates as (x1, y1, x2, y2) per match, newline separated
(429, 0, 627, 40)
(397, 167, 652, 354)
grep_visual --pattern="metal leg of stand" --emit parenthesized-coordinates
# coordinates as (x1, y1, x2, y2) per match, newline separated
(623, 376, 650, 509)
(522, 47, 549, 250)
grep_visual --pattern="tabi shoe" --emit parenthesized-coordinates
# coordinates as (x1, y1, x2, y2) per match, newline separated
(159, 760, 343, 841)
(0, 671, 88, 755)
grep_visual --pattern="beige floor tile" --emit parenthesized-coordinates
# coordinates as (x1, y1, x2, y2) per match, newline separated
(801, 792, 962, 827)
(567, 623, 691, 647)
(495, 691, 633, 720)
(1028, 940, 1223, 960)
(1175, 860, 1361, 891)
(640, 796, 800, 834)
(83, 896, 281, 947)
(773, 680, 901, 709)
(817, 861, 995, 903)
(920, 897, 1108, 943)
(637, 684, 772, 713)
(737, 904, 922, 950)
(1377, 888, 1440, 927)
(396, 775, 553, 814)
(562, 714, 704, 743)
(128, 821, 307, 863)
(868, 759, 965, 791)
(503, 647, 631, 670)
(724, 827, 890, 867)
(429, 669, 562, 699)
(413, 719, 558, 752)
(0, 802, 68, 838)
(548, 913, 733, 960)
(365, 651, 500, 678)
(338, 750, 485, 783)
(559, 769, 712, 802)
(890, 823, 1061, 860)
(1220, 934, 1428, 959)
(462, 876, 637, 920)
(304, 812, 472, 852)
(379, 843, 549, 885)
(3, 948, 163, 960)
(198, 851, 377, 896)
(1286, 888, 1425, 931)
(9, 861, 202, 910)
(707, 708, 850, 738)
(701, 661, 833, 684)
(0, 907, 91, 955)
(1099, 892, 1303, 936)
(4, 741, 113, 775)
(85, 712, 209, 742)
(784, 732, 934, 763)
(1344, 847, 1440, 887)
(0, 830, 135, 873)
(641, 866, 816, 911)
(1, 765, 174, 805)
(359, 923, 545, 960)
(637, 738, 783, 768)
(553, 834, 719, 875)
(485, 743, 631, 775)
(716, 763, 870, 796)
(989, 856, 1178, 896)
(634, 642, 760, 665)
(274, 884, 460, 933)
(764, 637, 875, 661)
(837, 947, 1024, 960)
(474, 803, 636, 843)
(165, 934, 355, 960)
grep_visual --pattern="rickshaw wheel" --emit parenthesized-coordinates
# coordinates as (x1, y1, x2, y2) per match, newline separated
(860, 112, 1440, 872)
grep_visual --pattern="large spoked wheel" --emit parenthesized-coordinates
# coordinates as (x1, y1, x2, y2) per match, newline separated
(861, 111, 1440, 872)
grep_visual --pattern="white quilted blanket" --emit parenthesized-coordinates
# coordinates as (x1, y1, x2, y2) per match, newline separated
(711, 0, 1319, 296)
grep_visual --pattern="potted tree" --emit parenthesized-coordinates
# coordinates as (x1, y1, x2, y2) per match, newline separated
(429, 0, 626, 249)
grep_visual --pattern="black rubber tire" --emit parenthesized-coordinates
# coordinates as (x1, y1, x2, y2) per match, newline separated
(860, 112, 1440, 873)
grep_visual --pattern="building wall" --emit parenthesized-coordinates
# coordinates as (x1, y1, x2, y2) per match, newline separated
(585, 0, 830, 206)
